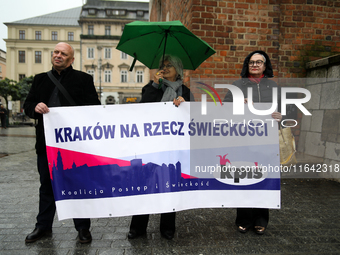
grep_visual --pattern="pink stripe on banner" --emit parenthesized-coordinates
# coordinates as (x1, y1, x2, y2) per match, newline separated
(181, 173, 198, 179)
(46, 146, 132, 180)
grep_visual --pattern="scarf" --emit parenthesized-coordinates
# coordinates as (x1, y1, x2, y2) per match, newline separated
(248, 74, 264, 84)
(152, 79, 183, 102)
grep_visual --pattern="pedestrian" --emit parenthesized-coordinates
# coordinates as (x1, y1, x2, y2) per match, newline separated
(127, 55, 193, 240)
(224, 50, 282, 235)
(23, 42, 100, 243)
(0, 104, 7, 129)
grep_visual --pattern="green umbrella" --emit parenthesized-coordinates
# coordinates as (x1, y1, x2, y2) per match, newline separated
(116, 20, 216, 71)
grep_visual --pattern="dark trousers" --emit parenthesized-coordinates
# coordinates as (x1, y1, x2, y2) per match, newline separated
(236, 208, 269, 229)
(36, 154, 90, 231)
(0, 116, 6, 128)
(130, 212, 176, 234)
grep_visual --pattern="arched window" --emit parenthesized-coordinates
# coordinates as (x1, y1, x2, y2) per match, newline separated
(106, 96, 116, 105)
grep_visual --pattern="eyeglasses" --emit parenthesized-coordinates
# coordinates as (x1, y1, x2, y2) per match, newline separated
(248, 60, 264, 67)
(160, 64, 174, 69)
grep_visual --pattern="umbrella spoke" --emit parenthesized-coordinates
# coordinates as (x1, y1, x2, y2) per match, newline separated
(170, 33, 195, 69)
(162, 28, 171, 66)
(150, 36, 166, 68)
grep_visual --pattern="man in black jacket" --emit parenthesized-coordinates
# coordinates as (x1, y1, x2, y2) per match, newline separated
(24, 42, 100, 243)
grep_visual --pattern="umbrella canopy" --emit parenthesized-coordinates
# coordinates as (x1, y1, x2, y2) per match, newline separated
(116, 20, 216, 71)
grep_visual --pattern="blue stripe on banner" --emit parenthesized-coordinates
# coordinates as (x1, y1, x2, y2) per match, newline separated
(52, 157, 280, 201)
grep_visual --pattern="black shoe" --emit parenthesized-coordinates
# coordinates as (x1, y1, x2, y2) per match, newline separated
(237, 225, 249, 234)
(25, 228, 52, 243)
(254, 226, 266, 235)
(78, 229, 92, 243)
(127, 229, 146, 239)
(161, 230, 174, 240)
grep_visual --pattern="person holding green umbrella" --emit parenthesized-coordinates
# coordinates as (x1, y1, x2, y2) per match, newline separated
(127, 55, 193, 240)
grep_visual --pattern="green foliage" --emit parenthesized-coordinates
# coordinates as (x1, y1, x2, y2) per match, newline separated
(0, 78, 18, 110)
(17, 76, 33, 101)
(0, 76, 33, 111)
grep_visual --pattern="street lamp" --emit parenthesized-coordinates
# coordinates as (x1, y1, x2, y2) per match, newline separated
(96, 46, 103, 103)
(95, 46, 111, 104)
(98, 57, 102, 103)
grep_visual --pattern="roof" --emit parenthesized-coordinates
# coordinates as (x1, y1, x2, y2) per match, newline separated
(83, 0, 148, 10)
(4, 7, 82, 27)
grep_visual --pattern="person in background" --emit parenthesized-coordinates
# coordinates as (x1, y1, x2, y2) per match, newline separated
(0, 104, 7, 129)
(128, 55, 192, 240)
(224, 50, 282, 235)
(23, 42, 100, 243)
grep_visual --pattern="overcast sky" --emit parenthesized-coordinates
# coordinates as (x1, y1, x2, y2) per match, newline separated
(0, 0, 148, 51)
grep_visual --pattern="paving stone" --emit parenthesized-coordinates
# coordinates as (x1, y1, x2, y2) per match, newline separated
(123, 247, 154, 255)
(98, 248, 125, 255)
(36, 249, 72, 255)
(1, 127, 340, 254)
(0, 250, 39, 255)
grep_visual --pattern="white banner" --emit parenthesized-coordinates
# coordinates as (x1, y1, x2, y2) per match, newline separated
(43, 102, 280, 220)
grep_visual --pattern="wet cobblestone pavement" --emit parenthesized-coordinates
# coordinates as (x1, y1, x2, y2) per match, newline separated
(0, 127, 339, 254)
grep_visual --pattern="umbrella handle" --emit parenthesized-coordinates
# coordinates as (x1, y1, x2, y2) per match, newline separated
(158, 78, 163, 89)
(129, 54, 137, 71)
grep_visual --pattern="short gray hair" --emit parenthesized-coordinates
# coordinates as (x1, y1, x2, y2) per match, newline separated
(159, 55, 183, 80)
(252, 53, 266, 64)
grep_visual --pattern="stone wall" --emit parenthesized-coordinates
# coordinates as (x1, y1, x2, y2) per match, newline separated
(152, 0, 340, 80)
(149, 0, 340, 146)
(299, 54, 340, 178)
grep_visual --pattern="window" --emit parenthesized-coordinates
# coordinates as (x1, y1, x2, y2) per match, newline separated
(88, 25, 94, 35)
(19, 74, 26, 80)
(105, 26, 111, 36)
(88, 48, 94, 59)
(104, 70, 112, 83)
(87, 70, 95, 81)
(104, 48, 111, 59)
(107, 9, 126, 16)
(19, 30, 25, 40)
(35, 31, 41, 40)
(121, 70, 127, 83)
(136, 70, 143, 83)
(88, 8, 96, 15)
(68, 32, 74, 41)
(121, 52, 127, 59)
(0, 66, 2, 73)
(19, 51, 25, 63)
(35, 51, 42, 63)
(137, 10, 144, 17)
(52, 31, 58, 41)
(121, 25, 125, 32)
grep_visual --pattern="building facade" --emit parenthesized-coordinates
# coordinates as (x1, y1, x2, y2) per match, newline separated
(4, 0, 150, 105)
(0, 49, 6, 106)
(4, 7, 82, 82)
(0, 49, 6, 80)
(79, 0, 149, 104)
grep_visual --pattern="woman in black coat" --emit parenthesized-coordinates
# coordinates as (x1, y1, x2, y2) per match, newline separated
(224, 50, 282, 235)
(128, 55, 192, 240)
